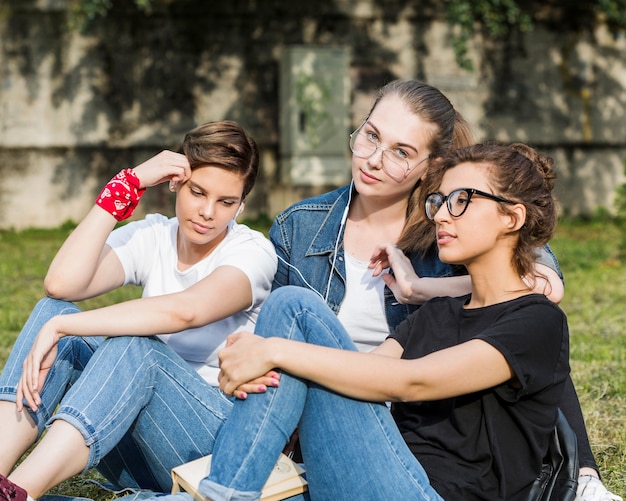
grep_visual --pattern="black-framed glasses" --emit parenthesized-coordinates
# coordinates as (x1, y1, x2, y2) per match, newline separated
(425, 188, 516, 221)
(349, 123, 427, 182)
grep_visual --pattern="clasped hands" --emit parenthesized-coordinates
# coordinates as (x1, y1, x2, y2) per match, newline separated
(217, 244, 423, 399)
(218, 332, 281, 400)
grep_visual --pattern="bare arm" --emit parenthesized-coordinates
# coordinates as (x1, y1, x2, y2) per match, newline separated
(47, 265, 251, 338)
(527, 263, 564, 304)
(219, 334, 512, 403)
(20, 265, 252, 411)
(44, 206, 126, 300)
(369, 243, 471, 304)
(370, 243, 563, 304)
(44, 150, 191, 301)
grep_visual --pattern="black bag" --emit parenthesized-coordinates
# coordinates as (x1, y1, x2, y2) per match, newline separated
(528, 409, 579, 501)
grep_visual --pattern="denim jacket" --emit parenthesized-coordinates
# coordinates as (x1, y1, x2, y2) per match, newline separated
(269, 185, 466, 334)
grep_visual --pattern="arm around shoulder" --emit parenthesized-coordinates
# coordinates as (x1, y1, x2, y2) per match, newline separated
(531, 244, 564, 303)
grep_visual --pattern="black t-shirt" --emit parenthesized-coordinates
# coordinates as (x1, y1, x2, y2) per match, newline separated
(389, 294, 570, 500)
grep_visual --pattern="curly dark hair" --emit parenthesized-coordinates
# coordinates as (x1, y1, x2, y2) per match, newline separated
(400, 142, 558, 281)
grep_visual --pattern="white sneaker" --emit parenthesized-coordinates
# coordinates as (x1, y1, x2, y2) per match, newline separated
(576, 475, 623, 501)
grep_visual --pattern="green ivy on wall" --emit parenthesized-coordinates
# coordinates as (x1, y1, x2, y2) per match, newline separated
(68, 0, 626, 72)
(294, 71, 333, 148)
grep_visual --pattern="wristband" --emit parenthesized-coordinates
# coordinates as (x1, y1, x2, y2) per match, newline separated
(96, 169, 146, 221)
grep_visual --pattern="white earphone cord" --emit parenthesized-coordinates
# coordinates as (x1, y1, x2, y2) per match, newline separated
(323, 181, 352, 301)
(276, 254, 326, 302)
(277, 181, 353, 304)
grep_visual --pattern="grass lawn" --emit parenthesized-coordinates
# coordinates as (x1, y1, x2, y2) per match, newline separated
(0, 217, 624, 498)
(548, 219, 626, 495)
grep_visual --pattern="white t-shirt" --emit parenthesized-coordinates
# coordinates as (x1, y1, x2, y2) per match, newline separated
(337, 252, 389, 352)
(106, 213, 277, 386)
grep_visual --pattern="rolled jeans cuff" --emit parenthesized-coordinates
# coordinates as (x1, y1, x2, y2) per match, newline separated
(49, 406, 101, 471)
(199, 478, 261, 501)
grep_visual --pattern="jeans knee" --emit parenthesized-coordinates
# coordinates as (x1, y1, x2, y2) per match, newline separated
(95, 336, 163, 371)
(103, 335, 153, 351)
(35, 297, 80, 316)
(27, 298, 82, 335)
(267, 286, 321, 314)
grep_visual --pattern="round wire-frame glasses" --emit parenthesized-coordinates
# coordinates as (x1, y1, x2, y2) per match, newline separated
(349, 124, 425, 182)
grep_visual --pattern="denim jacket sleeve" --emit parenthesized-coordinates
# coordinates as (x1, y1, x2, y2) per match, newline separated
(536, 244, 564, 282)
(268, 186, 351, 313)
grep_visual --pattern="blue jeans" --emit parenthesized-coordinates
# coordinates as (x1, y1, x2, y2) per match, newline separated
(200, 286, 443, 501)
(0, 297, 233, 492)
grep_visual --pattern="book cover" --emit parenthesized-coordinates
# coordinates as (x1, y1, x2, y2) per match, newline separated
(171, 452, 307, 501)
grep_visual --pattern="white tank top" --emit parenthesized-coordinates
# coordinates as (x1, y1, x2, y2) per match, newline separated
(337, 252, 390, 352)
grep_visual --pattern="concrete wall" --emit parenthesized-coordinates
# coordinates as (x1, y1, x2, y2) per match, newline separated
(1, 0, 625, 229)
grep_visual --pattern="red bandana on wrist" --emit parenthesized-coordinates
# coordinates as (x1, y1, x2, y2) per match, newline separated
(96, 169, 146, 221)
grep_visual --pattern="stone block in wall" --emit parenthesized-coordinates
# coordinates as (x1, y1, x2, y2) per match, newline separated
(549, 146, 626, 218)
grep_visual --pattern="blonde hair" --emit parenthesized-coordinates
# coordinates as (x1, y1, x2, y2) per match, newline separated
(372, 81, 474, 250)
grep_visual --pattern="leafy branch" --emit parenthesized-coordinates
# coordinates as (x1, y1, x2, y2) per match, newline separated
(67, 0, 153, 30)
(444, 0, 532, 71)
